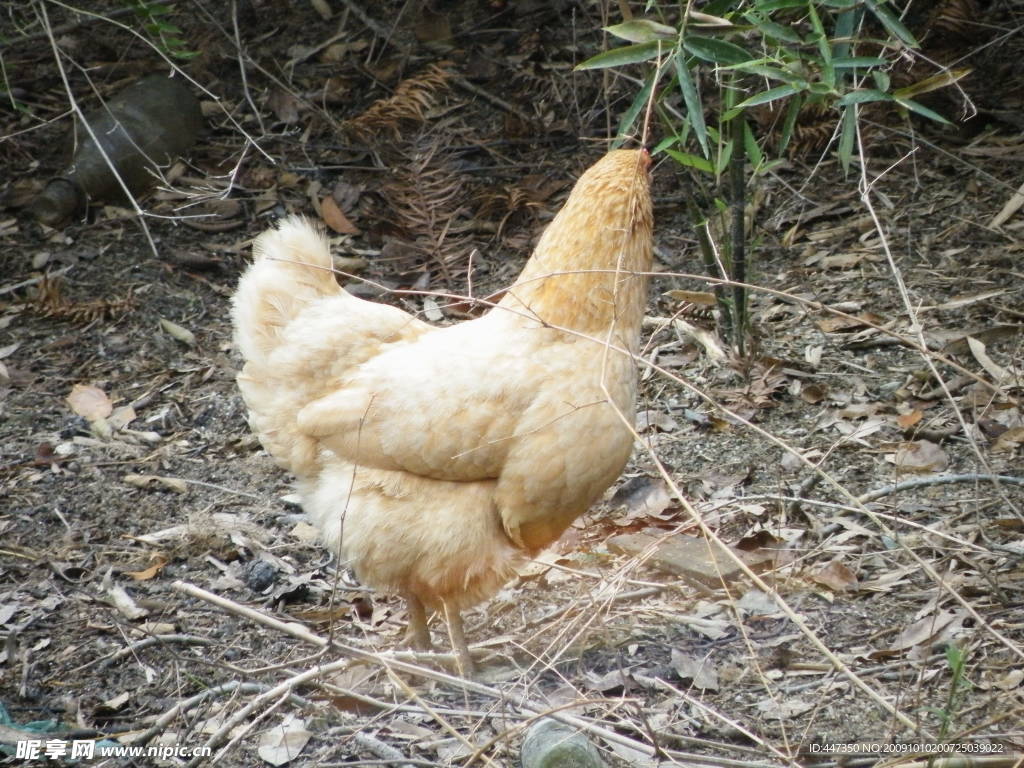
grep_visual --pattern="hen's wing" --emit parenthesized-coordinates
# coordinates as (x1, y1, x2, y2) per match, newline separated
(294, 316, 538, 481)
(296, 314, 638, 550)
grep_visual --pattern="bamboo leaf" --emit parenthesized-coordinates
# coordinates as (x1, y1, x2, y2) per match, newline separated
(893, 67, 971, 99)
(604, 19, 677, 44)
(894, 96, 952, 125)
(675, 50, 709, 156)
(832, 56, 887, 68)
(613, 69, 658, 147)
(865, 1, 919, 47)
(837, 88, 892, 106)
(743, 121, 763, 169)
(575, 41, 662, 70)
(683, 35, 752, 65)
(777, 92, 803, 155)
(838, 104, 856, 173)
(665, 149, 714, 173)
(735, 83, 803, 109)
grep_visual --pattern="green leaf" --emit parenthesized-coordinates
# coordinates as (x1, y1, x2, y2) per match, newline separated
(831, 7, 863, 60)
(865, 1, 919, 48)
(743, 11, 804, 43)
(894, 96, 952, 125)
(807, 3, 834, 88)
(683, 35, 751, 65)
(704, 0, 738, 15)
(838, 104, 856, 173)
(743, 121, 763, 169)
(652, 135, 677, 154)
(613, 69, 658, 147)
(575, 41, 662, 70)
(604, 19, 677, 43)
(665, 149, 714, 174)
(735, 83, 803, 109)
(837, 88, 892, 106)
(777, 92, 803, 155)
(754, 0, 806, 10)
(808, 81, 837, 95)
(832, 56, 886, 68)
(675, 49, 709, 156)
(872, 69, 890, 91)
(726, 61, 801, 83)
(717, 138, 734, 175)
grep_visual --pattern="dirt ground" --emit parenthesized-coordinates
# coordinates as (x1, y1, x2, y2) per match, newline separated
(1, 2, 1023, 766)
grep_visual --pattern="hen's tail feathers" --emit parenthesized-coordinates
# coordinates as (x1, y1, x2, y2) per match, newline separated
(232, 216, 342, 363)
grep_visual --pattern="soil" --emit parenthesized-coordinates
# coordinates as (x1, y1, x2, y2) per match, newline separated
(1, 2, 1023, 767)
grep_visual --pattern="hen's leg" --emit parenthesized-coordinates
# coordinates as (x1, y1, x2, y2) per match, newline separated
(443, 602, 475, 677)
(403, 593, 433, 650)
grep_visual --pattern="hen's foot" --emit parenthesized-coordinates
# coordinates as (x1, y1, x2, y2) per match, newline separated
(444, 603, 475, 678)
(403, 593, 433, 650)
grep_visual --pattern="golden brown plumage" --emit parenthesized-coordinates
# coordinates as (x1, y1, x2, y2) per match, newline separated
(231, 149, 653, 673)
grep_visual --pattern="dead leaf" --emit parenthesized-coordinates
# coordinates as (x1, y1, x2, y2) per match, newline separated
(636, 409, 679, 433)
(159, 318, 196, 346)
(815, 311, 885, 333)
(267, 87, 300, 124)
(812, 559, 858, 592)
(756, 697, 815, 719)
(967, 337, 1012, 383)
(891, 440, 948, 473)
(67, 384, 112, 421)
(610, 477, 673, 520)
(820, 252, 864, 269)
(109, 404, 136, 430)
(108, 584, 148, 620)
(665, 289, 716, 305)
(123, 474, 189, 494)
(992, 426, 1024, 453)
(320, 195, 360, 234)
(97, 691, 130, 714)
(125, 555, 168, 581)
(891, 610, 960, 651)
(670, 648, 719, 690)
(422, 296, 444, 322)
(897, 409, 923, 429)
(258, 714, 311, 766)
(799, 383, 825, 404)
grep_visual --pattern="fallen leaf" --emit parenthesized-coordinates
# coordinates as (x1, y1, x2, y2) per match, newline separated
(422, 296, 444, 322)
(992, 426, 1024, 453)
(320, 195, 360, 234)
(671, 649, 719, 691)
(125, 555, 168, 581)
(756, 697, 815, 719)
(159, 318, 196, 346)
(108, 584, 148, 620)
(891, 609, 960, 651)
(123, 474, 189, 494)
(812, 559, 858, 592)
(258, 714, 311, 766)
(67, 384, 112, 421)
(897, 409, 923, 429)
(891, 440, 948, 473)
(665, 289, 716, 305)
(636, 409, 679, 433)
(267, 87, 300, 124)
(610, 477, 674, 520)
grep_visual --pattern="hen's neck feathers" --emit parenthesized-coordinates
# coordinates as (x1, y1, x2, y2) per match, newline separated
(496, 150, 653, 345)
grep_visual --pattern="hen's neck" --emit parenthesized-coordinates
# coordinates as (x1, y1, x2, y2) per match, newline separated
(497, 175, 653, 345)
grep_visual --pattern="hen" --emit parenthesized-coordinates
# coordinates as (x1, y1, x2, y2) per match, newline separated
(232, 149, 653, 673)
